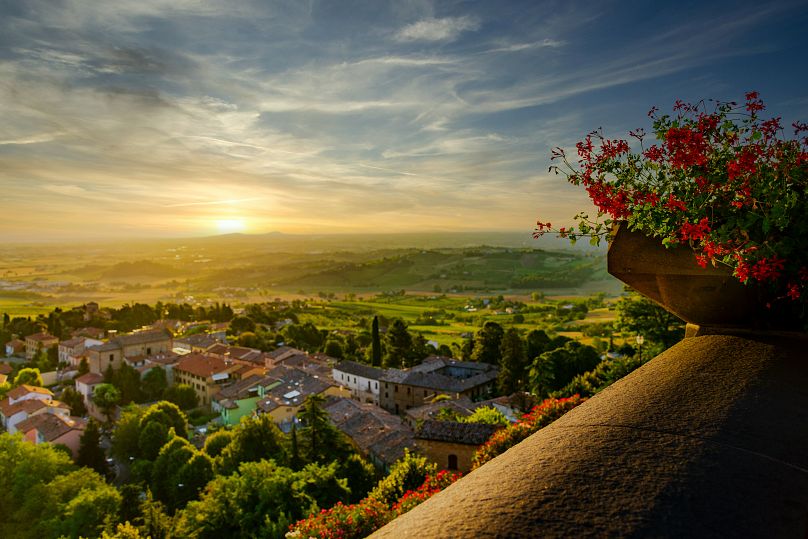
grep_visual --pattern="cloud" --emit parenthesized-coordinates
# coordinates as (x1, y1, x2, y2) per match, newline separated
(394, 16, 479, 42)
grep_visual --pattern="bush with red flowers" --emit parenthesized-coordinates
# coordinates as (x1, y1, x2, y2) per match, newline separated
(471, 395, 584, 470)
(537, 93, 808, 320)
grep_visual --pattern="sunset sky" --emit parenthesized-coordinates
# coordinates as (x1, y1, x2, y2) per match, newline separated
(2, 0, 807, 241)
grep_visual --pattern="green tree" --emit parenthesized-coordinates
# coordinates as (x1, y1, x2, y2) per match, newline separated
(111, 405, 144, 461)
(140, 401, 189, 440)
(93, 383, 122, 425)
(324, 339, 344, 359)
(463, 406, 510, 426)
(383, 318, 412, 369)
(0, 433, 121, 539)
(202, 429, 234, 458)
(62, 386, 88, 416)
(141, 366, 168, 402)
(615, 288, 685, 351)
(371, 315, 382, 367)
(13, 367, 43, 387)
(77, 357, 90, 376)
(162, 384, 199, 410)
(299, 393, 331, 462)
(368, 449, 436, 505)
(229, 315, 257, 335)
(218, 414, 289, 474)
(77, 419, 109, 477)
(151, 433, 213, 511)
(498, 328, 528, 394)
(471, 321, 504, 365)
(113, 362, 143, 404)
(529, 341, 602, 398)
(525, 329, 552, 360)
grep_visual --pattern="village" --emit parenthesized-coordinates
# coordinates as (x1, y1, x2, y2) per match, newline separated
(0, 300, 526, 477)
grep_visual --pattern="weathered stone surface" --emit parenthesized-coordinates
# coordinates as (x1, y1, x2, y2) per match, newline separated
(371, 335, 808, 538)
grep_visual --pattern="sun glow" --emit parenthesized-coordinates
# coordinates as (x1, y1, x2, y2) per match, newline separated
(215, 219, 247, 234)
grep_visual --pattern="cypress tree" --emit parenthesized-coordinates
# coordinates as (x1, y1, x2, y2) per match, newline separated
(371, 316, 381, 367)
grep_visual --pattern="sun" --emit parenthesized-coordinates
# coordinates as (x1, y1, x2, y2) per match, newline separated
(215, 219, 247, 234)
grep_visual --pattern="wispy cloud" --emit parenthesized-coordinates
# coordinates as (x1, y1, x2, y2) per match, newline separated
(394, 16, 480, 42)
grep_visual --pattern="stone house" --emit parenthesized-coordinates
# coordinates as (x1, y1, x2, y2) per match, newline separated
(173, 353, 242, 406)
(379, 357, 498, 415)
(17, 414, 87, 459)
(5, 338, 26, 357)
(332, 360, 384, 405)
(25, 332, 59, 360)
(415, 419, 501, 473)
(0, 385, 70, 434)
(86, 329, 172, 374)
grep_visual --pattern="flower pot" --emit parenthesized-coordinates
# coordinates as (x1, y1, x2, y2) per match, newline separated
(607, 223, 772, 329)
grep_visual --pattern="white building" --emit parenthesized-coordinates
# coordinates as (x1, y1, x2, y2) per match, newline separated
(332, 360, 384, 405)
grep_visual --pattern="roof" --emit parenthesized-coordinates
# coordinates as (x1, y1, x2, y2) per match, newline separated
(0, 398, 68, 417)
(6, 339, 25, 349)
(325, 397, 414, 465)
(145, 351, 181, 365)
(176, 353, 233, 378)
(380, 357, 498, 393)
(7, 385, 54, 400)
(59, 336, 86, 348)
(334, 360, 384, 381)
(174, 333, 220, 348)
(259, 365, 334, 408)
(416, 419, 500, 445)
(26, 332, 58, 342)
(266, 346, 306, 361)
(0, 363, 13, 375)
(87, 342, 120, 352)
(75, 372, 105, 385)
(215, 374, 267, 401)
(405, 397, 476, 423)
(16, 414, 86, 441)
(116, 328, 172, 347)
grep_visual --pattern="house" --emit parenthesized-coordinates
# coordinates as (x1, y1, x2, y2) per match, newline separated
(212, 375, 281, 426)
(144, 351, 183, 385)
(255, 365, 349, 431)
(173, 353, 242, 406)
(86, 329, 172, 374)
(71, 327, 105, 340)
(75, 372, 105, 404)
(17, 414, 87, 459)
(0, 385, 69, 434)
(332, 360, 384, 405)
(0, 363, 12, 385)
(174, 333, 222, 353)
(25, 332, 59, 359)
(83, 301, 99, 321)
(379, 357, 499, 415)
(403, 396, 477, 429)
(264, 346, 307, 369)
(58, 336, 103, 366)
(325, 397, 415, 469)
(5, 338, 25, 357)
(205, 343, 266, 367)
(414, 419, 501, 473)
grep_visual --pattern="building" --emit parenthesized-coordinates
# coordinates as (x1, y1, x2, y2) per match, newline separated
(379, 357, 498, 415)
(173, 333, 222, 353)
(414, 419, 501, 473)
(264, 346, 307, 369)
(205, 343, 266, 367)
(173, 353, 242, 406)
(86, 329, 172, 374)
(16, 414, 87, 459)
(74, 372, 105, 404)
(256, 365, 349, 431)
(143, 351, 183, 386)
(0, 385, 70, 434)
(325, 397, 415, 469)
(5, 338, 25, 357)
(25, 332, 59, 360)
(0, 363, 11, 385)
(332, 360, 384, 405)
(213, 375, 281, 426)
(58, 336, 103, 366)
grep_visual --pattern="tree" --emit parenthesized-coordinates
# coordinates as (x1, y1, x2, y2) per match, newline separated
(140, 401, 189, 440)
(471, 321, 504, 365)
(162, 384, 198, 411)
(77, 357, 90, 376)
(299, 393, 330, 462)
(151, 433, 213, 511)
(93, 383, 122, 425)
(218, 414, 288, 474)
(77, 419, 109, 477)
(463, 406, 510, 426)
(141, 366, 168, 402)
(113, 362, 143, 404)
(368, 449, 436, 505)
(174, 460, 349, 539)
(323, 339, 344, 359)
(13, 367, 43, 387)
(61, 386, 88, 416)
(383, 318, 412, 369)
(525, 329, 552, 360)
(615, 288, 685, 351)
(529, 341, 602, 398)
(229, 316, 256, 335)
(112, 405, 144, 461)
(0, 434, 121, 539)
(498, 328, 528, 394)
(371, 316, 382, 367)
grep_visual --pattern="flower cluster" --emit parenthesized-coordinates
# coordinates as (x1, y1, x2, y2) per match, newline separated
(471, 395, 584, 470)
(287, 470, 462, 539)
(538, 93, 808, 312)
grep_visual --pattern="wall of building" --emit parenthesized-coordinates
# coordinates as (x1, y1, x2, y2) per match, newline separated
(416, 438, 479, 474)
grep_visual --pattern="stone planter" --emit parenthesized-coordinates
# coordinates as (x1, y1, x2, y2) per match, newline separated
(607, 222, 792, 331)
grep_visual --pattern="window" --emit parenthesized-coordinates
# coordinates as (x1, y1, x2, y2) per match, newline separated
(394, 385, 398, 393)
(375, 382, 378, 389)
(424, 389, 427, 397)
(406, 387, 410, 395)
(146, 347, 152, 355)
(109, 354, 114, 361)
(448, 454, 458, 470)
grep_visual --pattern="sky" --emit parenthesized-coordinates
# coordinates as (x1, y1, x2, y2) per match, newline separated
(1, 0, 807, 242)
